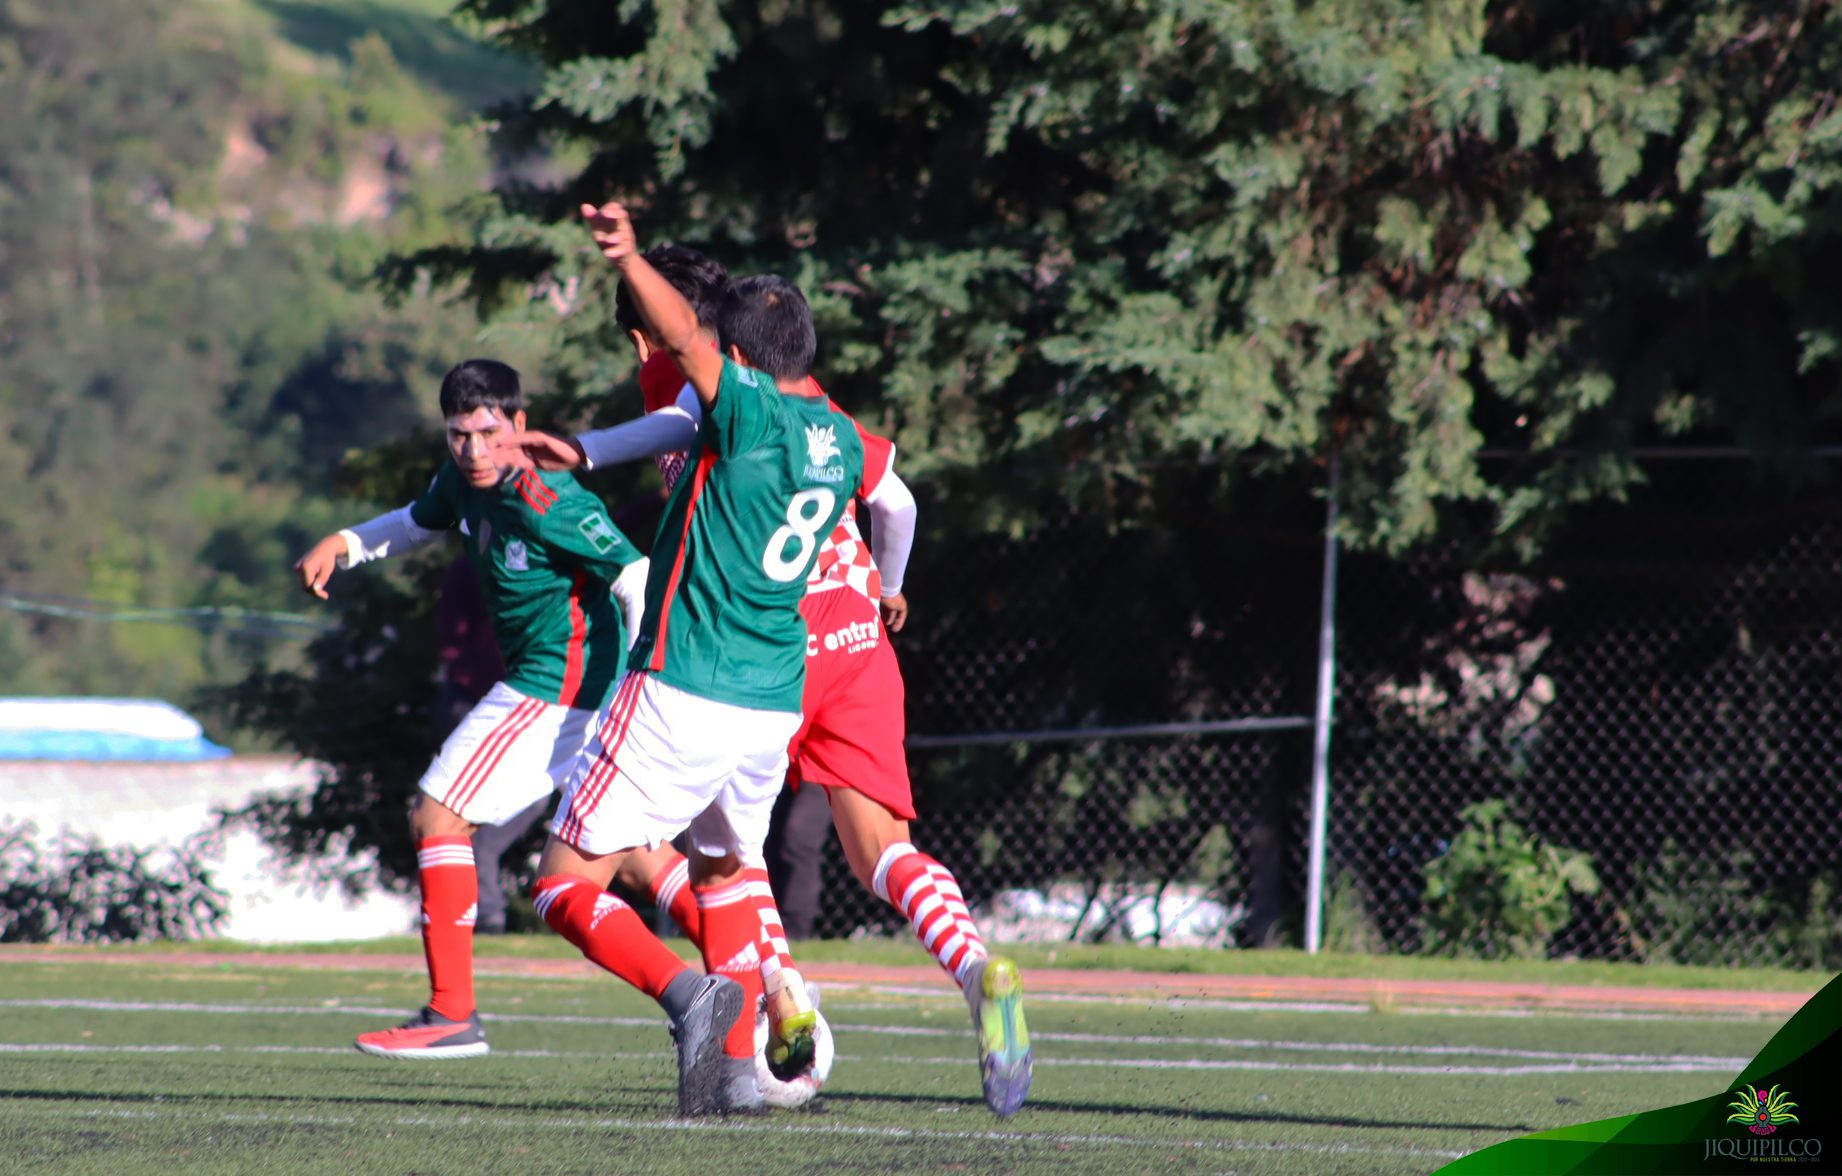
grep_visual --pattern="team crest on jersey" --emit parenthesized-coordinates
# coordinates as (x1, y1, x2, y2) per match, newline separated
(806, 423, 840, 466)
(577, 513, 619, 554)
(504, 539, 528, 571)
(804, 423, 845, 483)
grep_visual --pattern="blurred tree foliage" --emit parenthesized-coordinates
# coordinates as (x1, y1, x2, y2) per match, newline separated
(0, 0, 524, 703)
(231, 0, 1842, 912)
(411, 0, 1842, 554)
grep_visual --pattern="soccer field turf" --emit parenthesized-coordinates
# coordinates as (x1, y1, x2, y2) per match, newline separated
(0, 954, 1786, 1175)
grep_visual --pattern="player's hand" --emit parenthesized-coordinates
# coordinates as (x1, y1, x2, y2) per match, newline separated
(880, 593, 908, 633)
(493, 428, 583, 472)
(580, 201, 637, 265)
(294, 535, 348, 600)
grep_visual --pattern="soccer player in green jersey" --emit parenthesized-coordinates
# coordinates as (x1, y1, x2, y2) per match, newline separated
(294, 359, 651, 1061)
(505, 245, 1032, 1118)
(524, 202, 863, 1115)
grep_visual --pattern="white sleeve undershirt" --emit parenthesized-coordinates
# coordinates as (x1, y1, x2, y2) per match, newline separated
(576, 385, 701, 469)
(865, 472, 917, 596)
(337, 506, 443, 567)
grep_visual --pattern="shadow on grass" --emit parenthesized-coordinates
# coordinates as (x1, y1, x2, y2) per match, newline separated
(0, 1086, 668, 1119)
(5, 1083, 1531, 1136)
(822, 1089, 1533, 1135)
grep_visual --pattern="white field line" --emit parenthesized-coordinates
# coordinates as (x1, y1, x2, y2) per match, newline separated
(44, 1105, 1477, 1161)
(823, 987, 1774, 1022)
(0, 998, 1751, 1068)
(831, 984, 1376, 1013)
(0, 1040, 1740, 1075)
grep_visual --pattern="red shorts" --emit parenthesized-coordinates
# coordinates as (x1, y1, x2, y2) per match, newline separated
(787, 587, 914, 819)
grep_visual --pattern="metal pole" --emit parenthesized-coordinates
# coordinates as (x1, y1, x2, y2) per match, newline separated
(1303, 450, 1341, 954)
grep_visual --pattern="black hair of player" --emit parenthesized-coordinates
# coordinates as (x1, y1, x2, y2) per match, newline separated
(718, 275, 816, 382)
(616, 244, 730, 335)
(438, 359, 523, 418)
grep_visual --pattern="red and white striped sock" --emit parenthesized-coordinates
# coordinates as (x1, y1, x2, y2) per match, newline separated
(651, 850, 704, 945)
(532, 874, 689, 1002)
(742, 865, 803, 998)
(418, 836, 478, 1021)
(695, 876, 765, 1058)
(873, 843, 988, 987)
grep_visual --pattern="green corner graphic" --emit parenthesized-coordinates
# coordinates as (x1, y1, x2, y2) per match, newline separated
(1434, 974, 1840, 1175)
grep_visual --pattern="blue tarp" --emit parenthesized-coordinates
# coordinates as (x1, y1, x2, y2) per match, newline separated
(0, 698, 232, 761)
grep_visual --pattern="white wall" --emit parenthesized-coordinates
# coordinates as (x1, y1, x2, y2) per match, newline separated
(1, 757, 417, 942)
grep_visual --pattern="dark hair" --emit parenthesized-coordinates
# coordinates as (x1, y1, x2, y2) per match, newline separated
(616, 244, 729, 335)
(718, 275, 816, 381)
(438, 359, 523, 418)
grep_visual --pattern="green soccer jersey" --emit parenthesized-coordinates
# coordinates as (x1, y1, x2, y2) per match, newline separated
(632, 358, 865, 712)
(410, 463, 642, 709)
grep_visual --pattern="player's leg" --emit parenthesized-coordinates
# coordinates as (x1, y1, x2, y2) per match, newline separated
(540, 670, 750, 1113)
(765, 782, 831, 938)
(830, 786, 1033, 1117)
(354, 683, 561, 1060)
(671, 849, 763, 1077)
(350, 791, 488, 1059)
(613, 841, 704, 944)
(697, 710, 816, 1084)
(471, 795, 547, 935)
(804, 594, 1033, 1117)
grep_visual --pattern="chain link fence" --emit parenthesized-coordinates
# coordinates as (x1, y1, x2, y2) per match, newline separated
(798, 462, 1842, 969)
(82, 457, 1836, 967)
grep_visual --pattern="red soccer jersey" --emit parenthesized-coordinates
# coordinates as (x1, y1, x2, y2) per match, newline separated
(638, 350, 692, 490)
(804, 387, 894, 603)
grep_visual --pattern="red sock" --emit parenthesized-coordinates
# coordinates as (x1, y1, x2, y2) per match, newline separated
(418, 836, 477, 1021)
(652, 850, 704, 946)
(743, 865, 797, 985)
(873, 843, 987, 985)
(533, 874, 688, 1002)
(695, 876, 764, 1058)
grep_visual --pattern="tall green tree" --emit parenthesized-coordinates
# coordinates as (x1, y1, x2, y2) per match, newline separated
(426, 0, 1842, 553)
(237, 0, 1842, 906)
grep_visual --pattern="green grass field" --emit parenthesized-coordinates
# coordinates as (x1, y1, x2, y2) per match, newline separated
(0, 949, 1799, 1176)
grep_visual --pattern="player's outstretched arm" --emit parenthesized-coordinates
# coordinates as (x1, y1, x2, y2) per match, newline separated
(295, 534, 351, 600)
(493, 427, 586, 471)
(866, 471, 918, 632)
(303, 505, 448, 597)
(581, 201, 724, 410)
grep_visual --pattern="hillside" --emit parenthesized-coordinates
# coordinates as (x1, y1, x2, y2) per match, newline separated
(0, 0, 541, 720)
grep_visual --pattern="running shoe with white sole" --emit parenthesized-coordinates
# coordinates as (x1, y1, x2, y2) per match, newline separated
(963, 956, 1032, 1118)
(354, 1007, 490, 1060)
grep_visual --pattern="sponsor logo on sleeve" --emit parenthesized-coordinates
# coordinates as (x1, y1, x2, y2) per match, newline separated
(577, 514, 619, 554)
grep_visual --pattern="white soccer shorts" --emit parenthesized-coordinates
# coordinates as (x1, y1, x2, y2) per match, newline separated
(551, 671, 801, 859)
(419, 682, 600, 826)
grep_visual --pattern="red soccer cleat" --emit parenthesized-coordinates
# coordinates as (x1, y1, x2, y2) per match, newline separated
(354, 1007, 490, 1060)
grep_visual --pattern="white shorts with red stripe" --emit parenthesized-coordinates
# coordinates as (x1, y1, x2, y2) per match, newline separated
(419, 682, 598, 826)
(552, 671, 801, 859)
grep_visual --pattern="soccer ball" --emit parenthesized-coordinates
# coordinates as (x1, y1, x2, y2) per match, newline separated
(752, 1002, 834, 1108)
